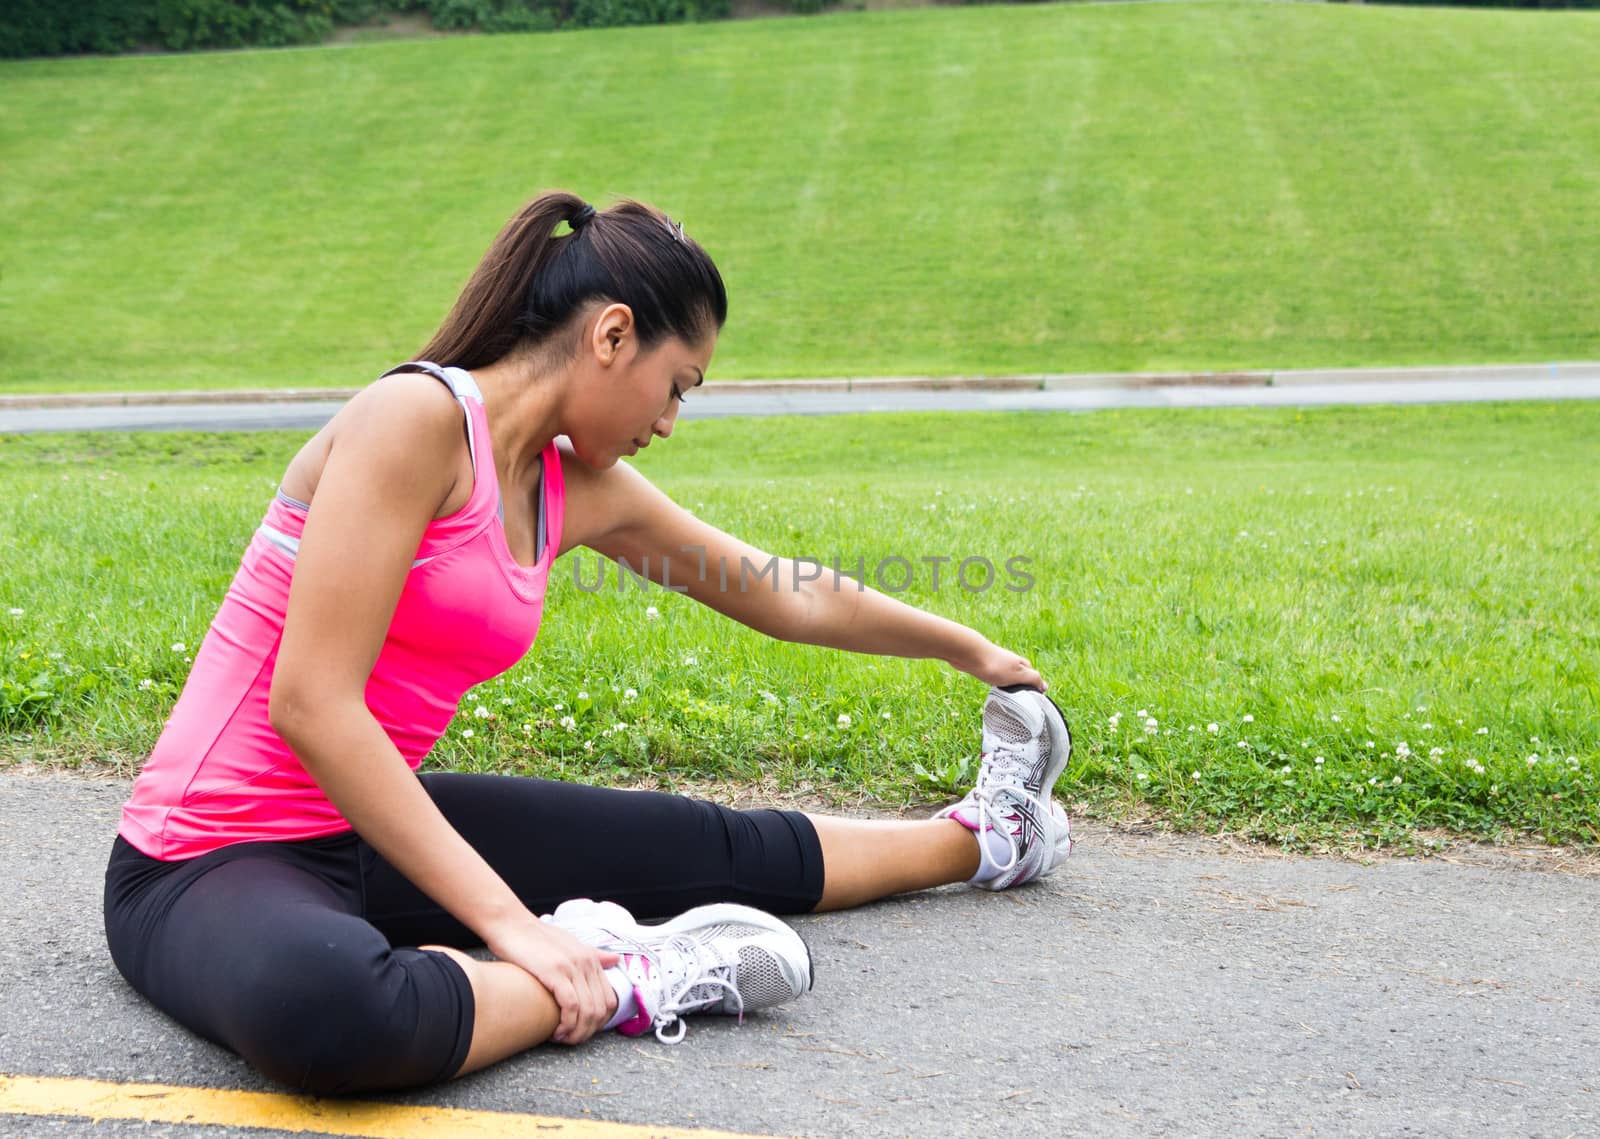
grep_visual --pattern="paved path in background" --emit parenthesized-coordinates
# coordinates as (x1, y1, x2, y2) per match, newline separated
(4, 363, 1600, 433)
(2, 771, 1595, 1137)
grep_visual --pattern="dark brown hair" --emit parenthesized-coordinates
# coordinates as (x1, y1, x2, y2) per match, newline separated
(417, 191, 728, 369)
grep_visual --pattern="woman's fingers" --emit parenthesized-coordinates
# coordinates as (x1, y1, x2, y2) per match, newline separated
(550, 945, 623, 1045)
(550, 973, 581, 1044)
(583, 962, 615, 1041)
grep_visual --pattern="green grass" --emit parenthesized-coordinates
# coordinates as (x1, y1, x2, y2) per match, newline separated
(2, 1, 1598, 394)
(2, 401, 1596, 849)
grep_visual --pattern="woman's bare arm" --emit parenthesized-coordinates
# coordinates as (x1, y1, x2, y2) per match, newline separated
(570, 456, 1045, 691)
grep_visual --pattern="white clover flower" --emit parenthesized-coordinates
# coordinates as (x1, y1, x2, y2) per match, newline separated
(759, 690, 780, 706)
(1191, 771, 1202, 780)
(6, 608, 22, 617)
(683, 655, 698, 666)
(171, 642, 186, 652)
(521, 722, 533, 735)
(624, 688, 638, 700)
(1207, 723, 1219, 734)
(559, 715, 577, 730)
(1137, 709, 1149, 718)
(1330, 714, 1341, 723)
(138, 678, 155, 690)
(584, 740, 594, 752)
(474, 705, 491, 720)
(1188, 724, 1198, 732)
(836, 713, 852, 728)
(1531, 736, 1541, 745)
(462, 729, 475, 739)
(1242, 714, 1254, 724)
(577, 690, 589, 700)
(1429, 747, 1444, 758)
(1281, 765, 1292, 774)
(1236, 740, 1248, 749)
(1365, 740, 1376, 749)
(1145, 717, 1158, 729)
(1416, 705, 1427, 713)
(882, 711, 891, 720)
(1145, 724, 1158, 736)
(1526, 755, 1539, 767)
(1136, 772, 1149, 782)
(1314, 756, 1324, 765)
(1392, 776, 1403, 785)
(1396, 743, 1411, 758)
(500, 697, 514, 706)
(645, 606, 660, 620)
(1369, 777, 1378, 786)
(1475, 727, 1489, 735)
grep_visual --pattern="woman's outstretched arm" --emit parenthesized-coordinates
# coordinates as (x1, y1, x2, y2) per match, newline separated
(568, 453, 1045, 691)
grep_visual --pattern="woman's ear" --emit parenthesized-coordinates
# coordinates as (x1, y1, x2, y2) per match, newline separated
(592, 303, 635, 367)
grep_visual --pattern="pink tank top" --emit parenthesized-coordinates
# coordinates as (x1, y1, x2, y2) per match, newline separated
(119, 366, 565, 860)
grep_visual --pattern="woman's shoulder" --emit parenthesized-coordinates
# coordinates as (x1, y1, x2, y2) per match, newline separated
(282, 371, 469, 515)
(344, 370, 466, 431)
(552, 440, 682, 555)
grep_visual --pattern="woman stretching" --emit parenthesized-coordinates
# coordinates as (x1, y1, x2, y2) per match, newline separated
(104, 192, 1074, 1095)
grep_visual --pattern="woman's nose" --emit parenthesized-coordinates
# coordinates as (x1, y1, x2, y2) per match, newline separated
(654, 402, 678, 438)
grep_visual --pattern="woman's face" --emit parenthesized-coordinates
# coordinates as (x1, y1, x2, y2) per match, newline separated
(568, 306, 715, 469)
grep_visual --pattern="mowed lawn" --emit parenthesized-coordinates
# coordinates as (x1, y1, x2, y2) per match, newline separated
(2, 1, 1599, 394)
(2, 401, 1596, 848)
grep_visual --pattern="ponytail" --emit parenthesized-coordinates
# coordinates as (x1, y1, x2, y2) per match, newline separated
(417, 191, 727, 370)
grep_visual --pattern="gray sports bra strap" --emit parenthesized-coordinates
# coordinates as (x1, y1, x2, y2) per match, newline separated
(381, 359, 463, 398)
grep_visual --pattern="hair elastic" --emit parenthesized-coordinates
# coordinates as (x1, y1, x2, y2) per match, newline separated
(570, 203, 597, 231)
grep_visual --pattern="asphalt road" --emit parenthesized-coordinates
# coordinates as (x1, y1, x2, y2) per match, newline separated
(2, 771, 1595, 1137)
(5, 371, 1600, 434)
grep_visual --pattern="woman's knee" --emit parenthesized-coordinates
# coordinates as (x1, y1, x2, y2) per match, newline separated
(228, 943, 468, 1095)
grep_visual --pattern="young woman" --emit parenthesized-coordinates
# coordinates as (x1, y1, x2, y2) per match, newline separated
(104, 191, 1074, 1096)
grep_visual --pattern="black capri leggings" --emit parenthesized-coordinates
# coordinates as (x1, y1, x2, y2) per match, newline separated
(103, 773, 824, 1095)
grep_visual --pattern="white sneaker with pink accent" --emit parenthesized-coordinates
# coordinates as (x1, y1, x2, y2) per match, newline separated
(546, 898, 813, 1043)
(937, 685, 1074, 891)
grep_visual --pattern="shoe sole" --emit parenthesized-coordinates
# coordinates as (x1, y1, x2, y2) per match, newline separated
(997, 683, 1074, 801)
(555, 899, 815, 995)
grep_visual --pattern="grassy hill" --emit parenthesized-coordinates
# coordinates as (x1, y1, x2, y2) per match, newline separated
(2, 0, 1598, 393)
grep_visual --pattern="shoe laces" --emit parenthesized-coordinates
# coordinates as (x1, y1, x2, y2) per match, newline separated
(630, 932, 746, 1044)
(965, 738, 1035, 874)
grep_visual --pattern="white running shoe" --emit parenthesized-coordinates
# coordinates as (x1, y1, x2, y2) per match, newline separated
(936, 685, 1074, 891)
(546, 898, 813, 1043)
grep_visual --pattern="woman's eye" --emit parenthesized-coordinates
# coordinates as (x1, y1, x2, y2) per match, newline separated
(673, 386, 688, 404)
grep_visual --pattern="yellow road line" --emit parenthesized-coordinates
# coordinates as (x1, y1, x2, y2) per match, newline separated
(0, 1074, 775, 1139)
